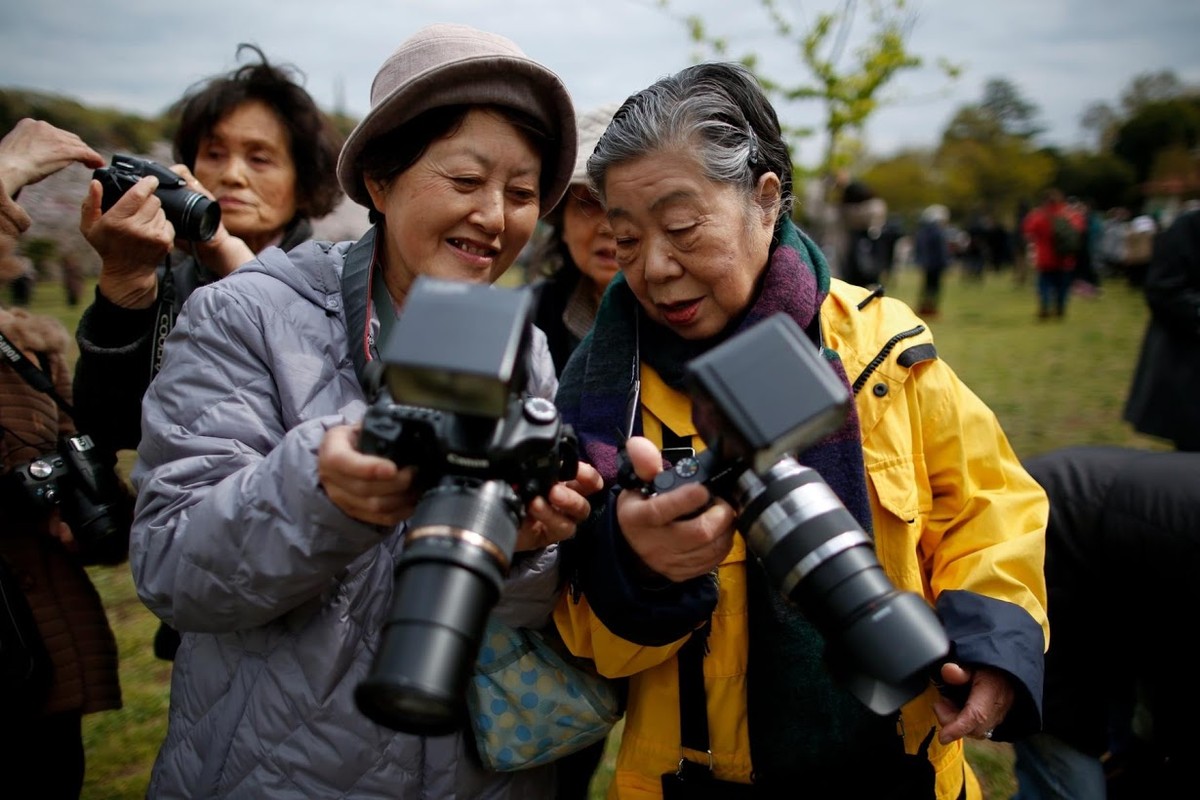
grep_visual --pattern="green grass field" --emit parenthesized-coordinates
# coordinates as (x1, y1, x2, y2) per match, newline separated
(23, 260, 1162, 799)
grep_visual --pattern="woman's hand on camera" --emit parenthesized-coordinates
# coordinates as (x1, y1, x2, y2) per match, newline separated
(44, 510, 78, 554)
(318, 423, 422, 527)
(932, 662, 1015, 744)
(616, 436, 736, 582)
(515, 460, 603, 552)
(168, 165, 254, 277)
(80, 175, 174, 309)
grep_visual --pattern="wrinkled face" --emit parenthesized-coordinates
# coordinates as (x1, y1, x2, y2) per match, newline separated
(193, 99, 298, 253)
(604, 148, 777, 340)
(365, 109, 542, 303)
(561, 185, 618, 300)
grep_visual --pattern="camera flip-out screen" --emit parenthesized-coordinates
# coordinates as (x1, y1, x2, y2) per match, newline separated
(380, 277, 533, 419)
(686, 314, 851, 472)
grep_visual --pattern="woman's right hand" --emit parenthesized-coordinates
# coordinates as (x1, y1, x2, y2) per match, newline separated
(616, 436, 736, 582)
(79, 175, 174, 309)
(317, 423, 423, 527)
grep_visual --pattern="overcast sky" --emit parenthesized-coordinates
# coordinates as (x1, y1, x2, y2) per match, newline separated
(1, 0, 1197, 168)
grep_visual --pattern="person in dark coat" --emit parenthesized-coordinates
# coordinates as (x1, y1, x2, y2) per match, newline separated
(1013, 445, 1200, 799)
(913, 204, 950, 316)
(1123, 206, 1200, 451)
(73, 44, 344, 460)
(72, 45, 344, 660)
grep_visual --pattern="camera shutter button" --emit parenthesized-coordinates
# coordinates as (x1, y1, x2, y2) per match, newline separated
(523, 397, 557, 424)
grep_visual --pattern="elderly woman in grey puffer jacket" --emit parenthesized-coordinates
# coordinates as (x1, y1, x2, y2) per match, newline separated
(129, 24, 600, 799)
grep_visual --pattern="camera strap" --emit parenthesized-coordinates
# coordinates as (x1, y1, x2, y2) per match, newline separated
(148, 259, 178, 379)
(339, 226, 383, 386)
(0, 329, 76, 421)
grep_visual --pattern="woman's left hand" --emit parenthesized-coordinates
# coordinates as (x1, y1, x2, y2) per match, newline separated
(169, 164, 254, 275)
(932, 662, 1015, 744)
(515, 460, 604, 552)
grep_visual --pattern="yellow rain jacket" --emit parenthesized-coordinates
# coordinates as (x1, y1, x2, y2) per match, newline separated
(555, 279, 1049, 800)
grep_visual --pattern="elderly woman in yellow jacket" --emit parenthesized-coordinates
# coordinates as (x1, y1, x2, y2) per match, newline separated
(554, 62, 1048, 800)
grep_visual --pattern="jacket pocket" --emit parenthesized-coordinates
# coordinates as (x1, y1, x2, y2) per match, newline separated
(865, 455, 929, 583)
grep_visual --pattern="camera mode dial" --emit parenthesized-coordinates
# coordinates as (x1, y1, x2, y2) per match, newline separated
(522, 396, 557, 425)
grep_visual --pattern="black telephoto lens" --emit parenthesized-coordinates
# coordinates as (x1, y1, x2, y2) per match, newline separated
(159, 187, 221, 242)
(354, 478, 521, 735)
(734, 457, 950, 714)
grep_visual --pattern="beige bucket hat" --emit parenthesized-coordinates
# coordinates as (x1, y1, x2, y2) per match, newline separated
(337, 23, 576, 218)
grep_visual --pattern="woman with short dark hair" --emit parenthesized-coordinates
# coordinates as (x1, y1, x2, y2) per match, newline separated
(73, 44, 344, 458)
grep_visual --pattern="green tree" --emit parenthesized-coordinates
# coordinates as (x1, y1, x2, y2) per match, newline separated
(1112, 97, 1200, 182)
(858, 149, 941, 221)
(658, 0, 957, 176)
(935, 79, 1052, 220)
(1120, 70, 1186, 114)
(977, 78, 1044, 140)
(1079, 100, 1121, 153)
(1054, 152, 1138, 209)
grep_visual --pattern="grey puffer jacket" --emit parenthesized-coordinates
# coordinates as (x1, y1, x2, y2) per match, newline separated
(131, 235, 562, 799)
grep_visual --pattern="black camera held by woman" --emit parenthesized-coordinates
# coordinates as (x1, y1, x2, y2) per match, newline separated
(93, 154, 221, 242)
(620, 313, 950, 716)
(354, 276, 578, 736)
(9, 433, 130, 565)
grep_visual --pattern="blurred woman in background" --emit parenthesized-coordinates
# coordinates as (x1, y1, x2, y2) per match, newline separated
(73, 43, 344, 458)
(529, 103, 621, 375)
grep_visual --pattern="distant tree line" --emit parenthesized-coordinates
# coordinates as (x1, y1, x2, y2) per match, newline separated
(861, 71, 1200, 227)
(0, 88, 359, 157)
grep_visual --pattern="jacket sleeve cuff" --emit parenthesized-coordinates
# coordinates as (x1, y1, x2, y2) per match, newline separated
(936, 589, 1046, 740)
(79, 286, 158, 349)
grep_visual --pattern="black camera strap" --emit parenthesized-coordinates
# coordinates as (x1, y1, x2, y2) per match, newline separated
(148, 258, 178, 379)
(0, 329, 76, 420)
(677, 625, 713, 759)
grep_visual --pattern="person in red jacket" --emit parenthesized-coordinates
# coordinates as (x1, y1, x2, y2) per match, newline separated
(1021, 187, 1085, 319)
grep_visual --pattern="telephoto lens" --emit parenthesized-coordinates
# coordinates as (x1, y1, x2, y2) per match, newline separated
(158, 180, 221, 242)
(732, 458, 949, 714)
(354, 477, 523, 735)
(678, 312, 951, 715)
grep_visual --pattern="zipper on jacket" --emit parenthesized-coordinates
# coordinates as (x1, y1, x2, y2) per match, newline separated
(851, 325, 926, 396)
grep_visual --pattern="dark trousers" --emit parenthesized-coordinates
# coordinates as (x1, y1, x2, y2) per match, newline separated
(0, 710, 85, 799)
(1036, 269, 1072, 315)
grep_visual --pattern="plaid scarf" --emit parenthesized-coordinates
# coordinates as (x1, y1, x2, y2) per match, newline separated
(558, 219, 899, 782)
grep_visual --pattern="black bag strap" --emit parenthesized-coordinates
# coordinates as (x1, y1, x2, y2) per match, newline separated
(678, 624, 712, 760)
(0, 329, 75, 420)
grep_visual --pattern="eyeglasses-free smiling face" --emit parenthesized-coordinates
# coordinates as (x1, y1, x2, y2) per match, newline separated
(365, 108, 543, 304)
(604, 148, 778, 340)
